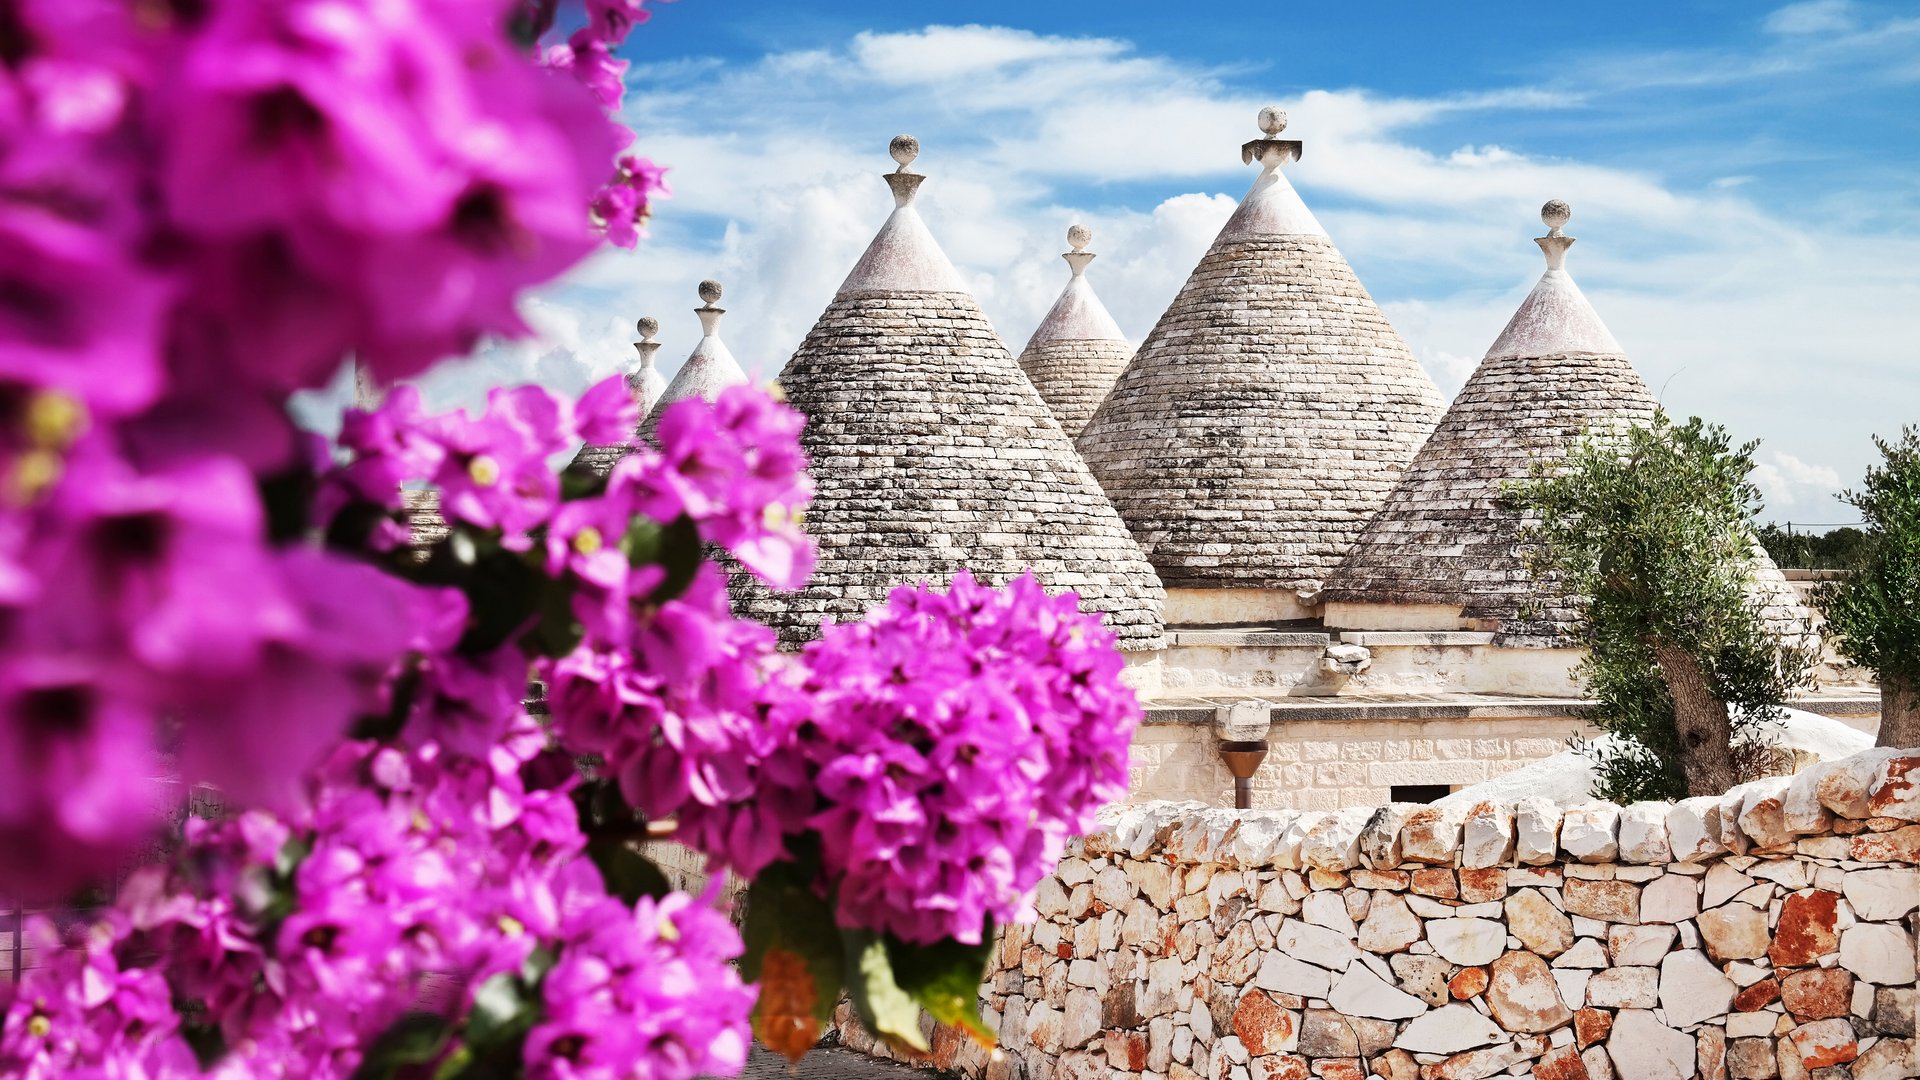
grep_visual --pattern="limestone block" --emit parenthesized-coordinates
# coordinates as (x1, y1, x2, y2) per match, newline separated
(1783, 763, 1842, 836)
(1515, 798, 1563, 865)
(1505, 888, 1575, 957)
(1230, 990, 1299, 1055)
(1461, 800, 1516, 869)
(1607, 923, 1677, 966)
(1254, 951, 1332, 1000)
(1586, 966, 1659, 1008)
(1551, 938, 1609, 969)
(1779, 968, 1854, 1022)
(1669, 796, 1730, 863)
(1553, 968, 1591, 1012)
(1563, 877, 1640, 922)
(1297, 1009, 1358, 1058)
(1393, 1003, 1504, 1055)
(1095, 865, 1135, 910)
(1606, 1008, 1696, 1080)
(1234, 812, 1295, 868)
(1726, 1037, 1778, 1079)
(1136, 862, 1177, 909)
(1868, 752, 1920, 821)
(1559, 804, 1620, 863)
(1487, 950, 1573, 1033)
(1873, 986, 1917, 1037)
(1659, 949, 1738, 1027)
(1582, 1044, 1616, 1080)
(1426, 918, 1506, 966)
(1214, 698, 1275, 743)
(1815, 748, 1903, 819)
(1787, 1017, 1859, 1069)
(1850, 1037, 1919, 1080)
(1274, 918, 1360, 971)
(1639, 872, 1700, 924)
(1062, 987, 1102, 1049)
(1734, 776, 1795, 849)
(1704, 861, 1759, 908)
(1390, 953, 1453, 1007)
(1302, 890, 1357, 938)
(1273, 814, 1320, 871)
(1400, 804, 1468, 866)
(1359, 804, 1416, 869)
(1770, 890, 1842, 967)
(1839, 923, 1917, 985)
(1617, 802, 1673, 864)
(1327, 962, 1428, 1020)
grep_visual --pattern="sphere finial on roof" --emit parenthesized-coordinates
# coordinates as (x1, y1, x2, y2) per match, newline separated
(889, 134, 920, 171)
(697, 279, 723, 306)
(636, 315, 659, 340)
(1067, 223, 1092, 252)
(1242, 105, 1303, 168)
(1258, 105, 1289, 137)
(1541, 199, 1571, 236)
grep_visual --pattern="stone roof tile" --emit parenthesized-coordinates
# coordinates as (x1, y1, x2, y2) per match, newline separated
(1074, 108, 1444, 593)
(734, 138, 1166, 650)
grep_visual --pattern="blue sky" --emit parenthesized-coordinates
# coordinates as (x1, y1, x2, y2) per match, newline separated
(394, 0, 1919, 527)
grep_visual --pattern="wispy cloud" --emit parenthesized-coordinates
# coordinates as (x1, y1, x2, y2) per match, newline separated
(395, 19, 1916, 528)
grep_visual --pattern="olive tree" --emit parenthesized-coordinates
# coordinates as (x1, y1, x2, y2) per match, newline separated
(1819, 427, 1920, 748)
(1506, 411, 1817, 801)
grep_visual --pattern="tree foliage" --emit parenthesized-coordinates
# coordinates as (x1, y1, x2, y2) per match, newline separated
(1505, 411, 1816, 801)
(1818, 427, 1920, 747)
(1756, 524, 1870, 571)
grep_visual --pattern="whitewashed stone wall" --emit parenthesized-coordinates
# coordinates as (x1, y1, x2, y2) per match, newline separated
(1126, 718, 1587, 810)
(838, 748, 1920, 1080)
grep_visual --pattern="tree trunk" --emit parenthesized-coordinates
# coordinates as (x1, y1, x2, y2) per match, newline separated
(1652, 643, 1739, 796)
(1877, 670, 1920, 749)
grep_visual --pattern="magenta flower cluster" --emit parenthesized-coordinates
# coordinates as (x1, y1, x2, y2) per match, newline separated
(0, 0, 661, 894)
(0, 0, 1146, 1072)
(789, 572, 1139, 944)
(0, 724, 752, 1080)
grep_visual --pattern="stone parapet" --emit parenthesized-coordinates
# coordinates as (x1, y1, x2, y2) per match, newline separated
(837, 747, 1920, 1080)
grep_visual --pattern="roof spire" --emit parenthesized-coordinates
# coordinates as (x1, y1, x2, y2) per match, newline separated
(836, 135, 966, 295)
(1241, 105, 1303, 170)
(1219, 105, 1326, 242)
(884, 134, 924, 208)
(695, 279, 725, 338)
(1064, 223, 1095, 278)
(627, 315, 666, 415)
(1536, 199, 1575, 272)
(1483, 199, 1621, 361)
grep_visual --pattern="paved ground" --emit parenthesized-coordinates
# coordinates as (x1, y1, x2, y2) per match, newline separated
(722, 1042, 937, 1079)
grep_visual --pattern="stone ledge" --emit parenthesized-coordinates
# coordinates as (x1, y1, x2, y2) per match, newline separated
(1335, 630, 1496, 647)
(1165, 629, 1332, 647)
(1141, 693, 1588, 726)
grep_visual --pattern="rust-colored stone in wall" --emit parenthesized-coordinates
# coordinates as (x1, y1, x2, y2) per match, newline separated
(1573, 1007, 1613, 1048)
(1768, 891, 1840, 967)
(1457, 867, 1507, 903)
(1564, 878, 1640, 922)
(1410, 869, 1458, 899)
(1233, 990, 1299, 1056)
(1733, 978, 1781, 1012)
(1779, 969, 1853, 1020)
(1534, 1044, 1591, 1080)
(1448, 967, 1488, 999)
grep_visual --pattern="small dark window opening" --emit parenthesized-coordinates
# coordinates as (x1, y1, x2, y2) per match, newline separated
(1391, 784, 1453, 804)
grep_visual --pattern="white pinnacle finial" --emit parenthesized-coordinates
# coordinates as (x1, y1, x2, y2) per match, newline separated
(697, 279, 723, 307)
(1541, 199, 1571, 237)
(1534, 200, 1575, 271)
(1067, 224, 1092, 253)
(1258, 105, 1289, 137)
(636, 315, 659, 341)
(889, 134, 920, 172)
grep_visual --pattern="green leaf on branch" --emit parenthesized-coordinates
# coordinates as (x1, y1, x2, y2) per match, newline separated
(350, 1013, 451, 1080)
(885, 924, 998, 1046)
(585, 836, 671, 904)
(522, 569, 583, 659)
(840, 928, 928, 1054)
(621, 515, 704, 603)
(741, 864, 844, 1063)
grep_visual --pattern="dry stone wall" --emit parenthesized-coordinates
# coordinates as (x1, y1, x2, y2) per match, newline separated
(837, 748, 1920, 1080)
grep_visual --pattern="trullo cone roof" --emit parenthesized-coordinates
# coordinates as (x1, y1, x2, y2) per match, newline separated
(1073, 108, 1444, 596)
(572, 315, 670, 475)
(732, 136, 1166, 650)
(1016, 224, 1132, 440)
(1323, 201, 1816, 645)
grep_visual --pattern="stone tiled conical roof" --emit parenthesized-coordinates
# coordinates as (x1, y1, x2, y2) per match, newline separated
(1324, 201, 1817, 646)
(1074, 108, 1444, 600)
(1016, 224, 1131, 440)
(572, 315, 669, 475)
(732, 136, 1166, 650)
(641, 280, 745, 440)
